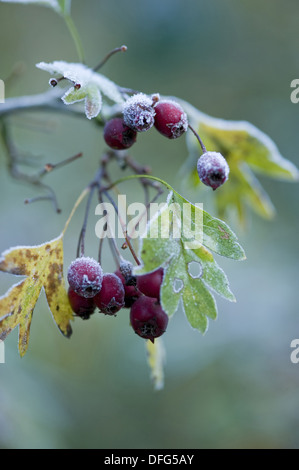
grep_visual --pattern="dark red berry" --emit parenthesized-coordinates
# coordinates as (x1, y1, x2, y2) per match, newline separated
(103, 117, 137, 150)
(94, 273, 125, 315)
(130, 296, 169, 343)
(197, 151, 229, 190)
(115, 269, 141, 308)
(67, 257, 103, 298)
(136, 268, 164, 300)
(123, 93, 156, 132)
(154, 100, 188, 139)
(68, 287, 95, 320)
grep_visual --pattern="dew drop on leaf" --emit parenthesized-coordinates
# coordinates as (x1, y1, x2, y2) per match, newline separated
(188, 261, 203, 279)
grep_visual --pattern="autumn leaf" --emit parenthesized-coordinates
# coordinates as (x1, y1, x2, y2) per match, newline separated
(177, 99, 299, 224)
(146, 338, 166, 391)
(0, 234, 73, 357)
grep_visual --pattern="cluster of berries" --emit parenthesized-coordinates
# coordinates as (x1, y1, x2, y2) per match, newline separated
(103, 92, 229, 190)
(103, 93, 189, 150)
(67, 257, 168, 343)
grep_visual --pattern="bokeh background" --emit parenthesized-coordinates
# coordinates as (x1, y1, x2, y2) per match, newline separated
(0, 0, 299, 449)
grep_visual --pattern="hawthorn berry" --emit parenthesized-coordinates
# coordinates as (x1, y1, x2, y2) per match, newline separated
(136, 267, 164, 300)
(67, 256, 103, 298)
(197, 151, 229, 190)
(115, 269, 141, 308)
(154, 99, 188, 139)
(119, 260, 138, 288)
(130, 296, 169, 343)
(123, 93, 157, 132)
(119, 260, 133, 279)
(103, 117, 137, 150)
(94, 273, 125, 315)
(68, 287, 95, 320)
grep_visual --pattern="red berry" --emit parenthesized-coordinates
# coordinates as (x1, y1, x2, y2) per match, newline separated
(136, 268, 164, 300)
(115, 269, 141, 308)
(67, 257, 103, 298)
(123, 93, 156, 132)
(119, 260, 134, 280)
(103, 118, 137, 150)
(68, 287, 95, 320)
(154, 100, 188, 139)
(94, 273, 125, 315)
(130, 296, 169, 343)
(197, 151, 229, 190)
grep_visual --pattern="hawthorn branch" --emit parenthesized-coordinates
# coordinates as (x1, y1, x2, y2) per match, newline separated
(0, 120, 82, 212)
(0, 89, 68, 118)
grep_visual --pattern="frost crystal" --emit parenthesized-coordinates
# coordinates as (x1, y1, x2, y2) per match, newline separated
(123, 93, 156, 132)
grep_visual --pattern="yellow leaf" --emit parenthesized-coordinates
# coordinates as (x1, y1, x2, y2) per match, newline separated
(0, 234, 73, 357)
(146, 338, 166, 391)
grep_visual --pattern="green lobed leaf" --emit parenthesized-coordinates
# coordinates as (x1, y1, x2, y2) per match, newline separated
(171, 189, 246, 260)
(134, 187, 244, 334)
(186, 246, 236, 302)
(182, 275, 217, 333)
(62, 83, 102, 120)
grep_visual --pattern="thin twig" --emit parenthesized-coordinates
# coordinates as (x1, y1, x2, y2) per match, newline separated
(93, 45, 127, 72)
(1, 120, 82, 212)
(127, 186, 164, 240)
(98, 191, 121, 267)
(188, 124, 207, 154)
(76, 184, 96, 258)
(102, 189, 141, 266)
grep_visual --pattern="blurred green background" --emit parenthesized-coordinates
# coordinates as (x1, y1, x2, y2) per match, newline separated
(0, 0, 299, 449)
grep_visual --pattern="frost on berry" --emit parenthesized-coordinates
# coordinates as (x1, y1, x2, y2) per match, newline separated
(197, 151, 230, 190)
(154, 99, 188, 139)
(130, 296, 169, 343)
(119, 260, 136, 286)
(67, 257, 103, 298)
(68, 288, 96, 320)
(119, 260, 133, 278)
(123, 93, 156, 132)
(104, 118, 137, 150)
(94, 273, 125, 315)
